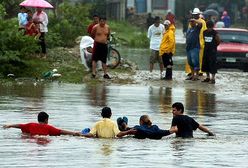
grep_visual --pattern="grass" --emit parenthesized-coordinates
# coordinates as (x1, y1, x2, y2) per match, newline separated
(0, 21, 145, 83)
(108, 21, 149, 48)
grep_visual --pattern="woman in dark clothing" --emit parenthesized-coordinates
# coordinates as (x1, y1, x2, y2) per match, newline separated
(201, 20, 221, 84)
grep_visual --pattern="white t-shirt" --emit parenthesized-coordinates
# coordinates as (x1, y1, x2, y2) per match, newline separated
(147, 24, 165, 50)
(32, 11, 48, 33)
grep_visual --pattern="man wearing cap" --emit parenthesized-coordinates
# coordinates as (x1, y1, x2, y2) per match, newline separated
(147, 16, 165, 78)
(185, 8, 207, 78)
(159, 20, 175, 80)
(81, 107, 135, 138)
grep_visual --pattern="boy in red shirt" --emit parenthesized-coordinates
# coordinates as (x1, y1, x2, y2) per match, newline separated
(3, 111, 79, 136)
(25, 16, 40, 38)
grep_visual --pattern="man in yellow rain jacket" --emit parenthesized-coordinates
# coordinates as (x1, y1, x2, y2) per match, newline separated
(185, 8, 207, 76)
(159, 20, 176, 80)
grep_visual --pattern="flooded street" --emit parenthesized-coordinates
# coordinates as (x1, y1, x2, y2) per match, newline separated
(0, 69, 248, 167)
(0, 29, 247, 168)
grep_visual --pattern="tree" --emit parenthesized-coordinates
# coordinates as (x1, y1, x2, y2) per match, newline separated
(89, 0, 106, 17)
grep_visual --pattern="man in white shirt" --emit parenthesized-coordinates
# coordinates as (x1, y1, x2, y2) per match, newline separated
(33, 8, 48, 58)
(147, 16, 165, 79)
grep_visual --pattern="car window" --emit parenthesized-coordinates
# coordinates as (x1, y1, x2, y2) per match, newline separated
(218, 31, 248, 44)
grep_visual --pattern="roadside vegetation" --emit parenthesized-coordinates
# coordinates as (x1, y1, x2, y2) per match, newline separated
(0, 2, 148, 83)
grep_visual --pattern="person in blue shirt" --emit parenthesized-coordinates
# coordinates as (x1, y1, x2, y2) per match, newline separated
(18, 6, 28, 31)
(221, 11, 231, 28)
(185, 19, 202, 81)
(133, 115, 176, 139)
(117, 115, 177, 139)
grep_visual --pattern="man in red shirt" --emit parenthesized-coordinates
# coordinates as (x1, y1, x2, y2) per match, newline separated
(3, 111, 79, 136)
(87, 14, 99, 36)
(165, 9, 175, 26)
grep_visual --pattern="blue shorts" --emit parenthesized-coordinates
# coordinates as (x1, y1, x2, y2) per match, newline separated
(187, 48, 200, 71)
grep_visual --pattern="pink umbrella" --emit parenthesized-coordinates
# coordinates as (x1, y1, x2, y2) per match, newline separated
(20, 0, 54, 9)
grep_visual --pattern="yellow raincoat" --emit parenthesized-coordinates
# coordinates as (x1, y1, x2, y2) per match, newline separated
(159, 24, 176, 56)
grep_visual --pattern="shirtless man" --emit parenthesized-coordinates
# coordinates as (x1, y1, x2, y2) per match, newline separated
(91, 16, 111, 79)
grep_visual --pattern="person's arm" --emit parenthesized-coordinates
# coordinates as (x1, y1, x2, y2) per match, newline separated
(60, 129, 81, 136)
(190, 19, 202, 28)
(91, 26, 97, 39)
(215, 33, 221, 46)
(87, 24, 92, 35)
(169, 126, 178, 134)
(195, 19, 202, 27)
(27, 23, 34, 30)
(167, 31, 175, 53)
(3, 124, 21, 129)
(80, 133, 95, 138)
(198, 124, 214, 136)
(116, 128, 137, 138)
(41, 12, 48, 27)
(107, 27, 110, 40)
(147, 26, 151, 39)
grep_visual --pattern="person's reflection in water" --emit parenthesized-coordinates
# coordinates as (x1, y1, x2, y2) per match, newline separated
(100, 143, 113, 156)
(160, 87, 172, 113)
(86, 84, 107, 106)
(0, 83, 45, 112)
(170, 139, 195, 162)
(185, 89, 216, 116)
(21, 135, 51, 145)
(149, 86, 173, 113)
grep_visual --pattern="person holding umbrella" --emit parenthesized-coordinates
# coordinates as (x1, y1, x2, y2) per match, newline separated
(19, 0, 53, 58)
(32, 7, 48, 58)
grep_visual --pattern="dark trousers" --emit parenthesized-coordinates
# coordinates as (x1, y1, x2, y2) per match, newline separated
(39, 32, 46, 54)
(162, 53, 173, 80)
(165, 68, 172, 79)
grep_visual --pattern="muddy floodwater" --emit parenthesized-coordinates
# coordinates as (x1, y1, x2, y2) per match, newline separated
(0, 69, 248, 167)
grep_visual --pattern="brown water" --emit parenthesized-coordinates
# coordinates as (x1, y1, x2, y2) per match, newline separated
(0, 74, 248, 167)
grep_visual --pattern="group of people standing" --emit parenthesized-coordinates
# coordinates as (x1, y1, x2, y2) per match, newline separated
(18, 6, 48, 58)
(185, 8, 220, 84)
(147, 13, 176, 80)
(3, 102, 214, 139)
(147, 8, 221, 84)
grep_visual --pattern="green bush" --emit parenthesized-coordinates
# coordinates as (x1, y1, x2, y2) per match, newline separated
(47, 2, 91, 48)
(129, 32, 149, 48)
(0, 13, 39, 76)
(109, 21, 149, 48)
